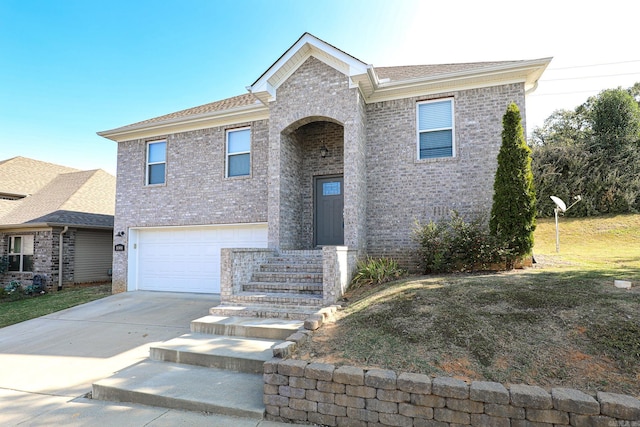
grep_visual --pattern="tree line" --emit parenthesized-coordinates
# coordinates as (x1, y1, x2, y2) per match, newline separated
(530, 83, 640, 216)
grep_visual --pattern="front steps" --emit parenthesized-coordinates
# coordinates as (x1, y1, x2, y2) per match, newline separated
(213, 250, 325, 319)
(92, 315, 304, 418)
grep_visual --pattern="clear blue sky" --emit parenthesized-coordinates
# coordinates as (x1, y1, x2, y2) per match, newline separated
(2, 0, 638, 175)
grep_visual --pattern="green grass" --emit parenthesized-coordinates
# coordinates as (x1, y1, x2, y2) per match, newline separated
(300, 214, 640, 396)
(0, 284, 112, 328)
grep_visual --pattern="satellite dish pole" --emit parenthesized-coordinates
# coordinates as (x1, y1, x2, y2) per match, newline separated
(550, 195, 582, 252)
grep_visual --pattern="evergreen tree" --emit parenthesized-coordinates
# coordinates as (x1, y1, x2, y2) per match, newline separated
(490, 103, 536, 267)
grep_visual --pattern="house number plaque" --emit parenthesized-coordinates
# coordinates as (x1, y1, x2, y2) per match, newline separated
(114, 244, 125, 252)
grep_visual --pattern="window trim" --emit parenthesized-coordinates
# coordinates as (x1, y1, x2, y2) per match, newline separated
(146, 140, 167, 186)
(416, 98, 456, 160)
(225, 127, 251, 178)
(8, 235, 34, 273)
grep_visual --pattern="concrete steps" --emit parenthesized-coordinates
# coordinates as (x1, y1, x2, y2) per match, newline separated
(208, 304, 320, 320)
(150, 333, 278, 374)
(92, 360, 265, 419)
(92, 315, 305, 418)
(191, 315, 303, 340)
(226, 291, 324, 308)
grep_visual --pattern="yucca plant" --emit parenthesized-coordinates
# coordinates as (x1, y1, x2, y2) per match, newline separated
(350, 257, 406, 289)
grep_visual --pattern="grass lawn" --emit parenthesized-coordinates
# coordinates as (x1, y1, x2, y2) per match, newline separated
(0, 284, 112, 328)
(298, 214, 640, 396)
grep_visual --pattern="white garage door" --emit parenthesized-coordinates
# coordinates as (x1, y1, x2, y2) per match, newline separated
(132, 224, 267, 293)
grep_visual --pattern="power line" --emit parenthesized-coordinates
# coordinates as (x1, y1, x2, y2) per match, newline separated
(543, 72, 640, 82)
(529, 89, 611, 97)
(547, 59, 640, 71)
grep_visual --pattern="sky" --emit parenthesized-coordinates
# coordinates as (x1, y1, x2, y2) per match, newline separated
(1, 0, 639, 176)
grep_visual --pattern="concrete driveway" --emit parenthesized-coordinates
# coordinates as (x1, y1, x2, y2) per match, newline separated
(0, 291, 299, 426)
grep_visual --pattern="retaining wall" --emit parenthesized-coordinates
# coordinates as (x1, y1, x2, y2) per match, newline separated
(264, 359, 640, 426)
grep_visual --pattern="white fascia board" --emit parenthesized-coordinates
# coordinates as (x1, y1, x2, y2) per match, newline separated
(98, 104, 270, 142)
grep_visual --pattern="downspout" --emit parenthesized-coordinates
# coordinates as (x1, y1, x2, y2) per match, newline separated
(58, 226, 68, 291)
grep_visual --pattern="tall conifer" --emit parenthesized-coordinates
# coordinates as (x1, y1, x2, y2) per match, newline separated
(490, 103, 536, 267)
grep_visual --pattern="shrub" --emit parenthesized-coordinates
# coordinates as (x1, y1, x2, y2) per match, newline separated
(413, 211, 505, 274)
(350, 257, 406, 289)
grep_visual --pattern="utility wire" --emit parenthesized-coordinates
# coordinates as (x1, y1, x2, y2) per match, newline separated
(547, 59, 640, 71)
(543, 72, 640, 82)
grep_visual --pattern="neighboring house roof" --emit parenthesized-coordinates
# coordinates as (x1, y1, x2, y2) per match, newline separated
(99, 33, 552, 143)
(0, 156, 79, 196)
(0, 157, 115, 230)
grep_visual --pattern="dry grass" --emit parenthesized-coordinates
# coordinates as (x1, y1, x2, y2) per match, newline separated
(295, 214, 640, 397)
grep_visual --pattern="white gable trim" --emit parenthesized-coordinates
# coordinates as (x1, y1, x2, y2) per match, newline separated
(247, 33, 369, 103)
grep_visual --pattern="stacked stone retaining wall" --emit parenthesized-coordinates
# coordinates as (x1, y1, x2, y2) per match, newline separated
(264, 359, 640, 426)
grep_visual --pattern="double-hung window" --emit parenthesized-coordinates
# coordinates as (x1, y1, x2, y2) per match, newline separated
(147, 140, 166, 185)
(417, 98, 455, 159)
(8, 235, 34, 272)
(226, 128, 251, 177)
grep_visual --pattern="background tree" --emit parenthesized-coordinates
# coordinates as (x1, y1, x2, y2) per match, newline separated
(490, 103, 536, 267)
(531, 84, 640, 216)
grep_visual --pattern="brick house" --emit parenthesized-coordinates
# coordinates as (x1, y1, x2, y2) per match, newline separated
(99, 34, 550, 308)
(0, 157, 116, 291)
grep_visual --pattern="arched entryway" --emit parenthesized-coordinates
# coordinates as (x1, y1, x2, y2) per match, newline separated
(278, 117, 344, 249)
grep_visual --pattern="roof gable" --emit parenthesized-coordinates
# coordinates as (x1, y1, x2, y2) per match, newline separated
(0, 158, 116, 229)
(98, 33, 551, 142)
(248, 33, 369, 104)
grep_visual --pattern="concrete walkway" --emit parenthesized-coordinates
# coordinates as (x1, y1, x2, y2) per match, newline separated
(0, 291, 305, 426)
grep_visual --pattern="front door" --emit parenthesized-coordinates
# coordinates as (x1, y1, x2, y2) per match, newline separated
(315, 176, 344, 246)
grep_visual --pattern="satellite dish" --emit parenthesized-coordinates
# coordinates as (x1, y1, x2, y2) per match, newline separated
(550, 196, 567, 213)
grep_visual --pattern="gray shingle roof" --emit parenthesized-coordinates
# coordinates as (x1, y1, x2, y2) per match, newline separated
(116, 93, 261, 130)
(0, 156, 79, 196)
(103, 60, 526, 135)
(375, 61, 526, 81)
(0, 158, 115, 229)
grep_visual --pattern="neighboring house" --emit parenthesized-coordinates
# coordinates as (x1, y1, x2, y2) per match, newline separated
(99, 33, 550, 299)
(0, 157, 116, 290)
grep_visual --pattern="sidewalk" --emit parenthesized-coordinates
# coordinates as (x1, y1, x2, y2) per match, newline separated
(0, 291, 306, 426)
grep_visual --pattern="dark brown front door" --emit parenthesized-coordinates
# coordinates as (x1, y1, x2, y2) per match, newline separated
(315, 176, 344, 246)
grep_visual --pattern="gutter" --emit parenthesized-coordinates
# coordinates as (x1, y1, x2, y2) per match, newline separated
(58, 226, 68, 291)
(0, 222, 113, 231)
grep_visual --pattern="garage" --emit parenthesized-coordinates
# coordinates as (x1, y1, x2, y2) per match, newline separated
(128, 223, 268, 293)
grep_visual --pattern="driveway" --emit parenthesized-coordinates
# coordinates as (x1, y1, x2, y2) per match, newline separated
(0, 291, 298, 426)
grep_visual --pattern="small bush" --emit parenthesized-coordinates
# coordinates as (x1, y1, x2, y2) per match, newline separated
(413, 211, 505, 274)
(350, 257, 406, 289)
(1, 281, 27, 301)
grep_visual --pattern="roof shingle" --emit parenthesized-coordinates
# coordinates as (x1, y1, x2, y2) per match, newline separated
(0, 158, 115, 229)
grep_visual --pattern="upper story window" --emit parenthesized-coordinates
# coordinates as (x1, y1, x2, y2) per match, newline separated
(417, 98, 455, 159)
(8, 235, 34, 272)
(226, 128, 251, 177)
(147, 140, 166, 185)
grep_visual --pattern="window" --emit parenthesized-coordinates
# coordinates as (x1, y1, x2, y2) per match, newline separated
(147, 140, 166, 185)
(417, 98, 454, 159)
(8, 235, 34, 272)
(226, 128, 251, 177)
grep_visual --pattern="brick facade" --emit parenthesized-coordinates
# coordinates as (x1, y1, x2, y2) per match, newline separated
(111, 52, 532, 290)
(0, 227, 95, 291)
(365, 84, 526, 270)
(111, 120, 270, 292)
